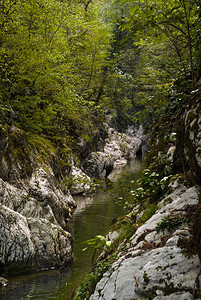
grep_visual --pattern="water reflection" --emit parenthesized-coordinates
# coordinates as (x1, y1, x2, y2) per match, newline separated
(0, 159, 142, 300)
(108, 158, 142, 182)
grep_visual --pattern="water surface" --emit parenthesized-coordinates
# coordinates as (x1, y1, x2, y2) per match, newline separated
(0, 159, 142, 299)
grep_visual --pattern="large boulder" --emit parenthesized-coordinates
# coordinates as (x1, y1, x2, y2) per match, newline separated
(69, 164, 92, 195)
(0, 166, 76, 229)
(83, 127, 142, 178)
(0, 205, 73, 276)
(82, 151, 114, 179)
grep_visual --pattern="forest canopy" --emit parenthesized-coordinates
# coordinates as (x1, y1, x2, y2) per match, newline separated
(0, 0, 200, 142)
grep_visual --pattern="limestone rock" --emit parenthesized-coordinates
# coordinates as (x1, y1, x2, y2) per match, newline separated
(70, 164, 92, 195)
(104, 127, 142, 164)
(29, 167, 76, 227)
(27, 217, 73, 269)
(0, 205, 73, 276)
(83, 127, 142, 178)
(0, 166, 76, 229)
(0, 163, 76, 276)
(82, 151, 114, 179)
(90, 185, 201, 300)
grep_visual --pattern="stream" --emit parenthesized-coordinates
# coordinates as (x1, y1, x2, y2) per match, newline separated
(0, 159, 142, 300)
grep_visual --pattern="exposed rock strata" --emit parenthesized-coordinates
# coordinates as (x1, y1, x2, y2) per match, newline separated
(0, 164, 76, 276)
(0, 115, 142, 276)
(90, 185, 201, 300)
(0, 120, 76, 275)
(83, 126, 142, 178)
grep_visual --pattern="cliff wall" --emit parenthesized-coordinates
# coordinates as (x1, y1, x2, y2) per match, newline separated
(0, 108, 142, 277)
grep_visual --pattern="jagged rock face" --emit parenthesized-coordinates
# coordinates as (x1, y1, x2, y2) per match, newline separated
(0, 118, 77, 276)
(82, 151, 114, 179)
(83, 127, 142, 178)
(0, 165, 76, 276)
(0, 167, 76, 229)
(90, 185, 201, 300)
(70, 164, 92, 194)
(29, 167, 76, 227)
(0, 205, 73, 276)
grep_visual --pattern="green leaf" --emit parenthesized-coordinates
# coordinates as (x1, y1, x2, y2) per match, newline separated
(82, 247, 88, 252)
(129, 6, 137, 16)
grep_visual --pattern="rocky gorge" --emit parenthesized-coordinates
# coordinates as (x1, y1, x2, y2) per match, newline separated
(74, 97, 201, 299)
(0, 95, 200, 300)
(0, 108, 142, 280)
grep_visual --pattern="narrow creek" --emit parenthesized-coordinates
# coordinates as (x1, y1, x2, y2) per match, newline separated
(0, 159, 142, 300)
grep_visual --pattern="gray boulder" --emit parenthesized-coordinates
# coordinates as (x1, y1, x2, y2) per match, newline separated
(83, 127, 142, 178)
(83, 151, 114, 179)
(0, 205, 73, 276)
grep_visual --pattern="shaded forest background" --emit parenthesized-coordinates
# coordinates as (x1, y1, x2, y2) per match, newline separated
(0, 0, 201, 154)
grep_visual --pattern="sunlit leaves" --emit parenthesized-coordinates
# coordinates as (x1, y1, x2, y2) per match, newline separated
(0, 0, 113, 135)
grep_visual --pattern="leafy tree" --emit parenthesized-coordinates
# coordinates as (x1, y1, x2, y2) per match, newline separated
(0, 0, 112, 139)
(111, 0, 201, 125)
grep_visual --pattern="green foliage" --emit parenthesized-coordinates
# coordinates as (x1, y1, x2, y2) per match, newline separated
(62, 173, 91, 190)
(156, 215, 188, 233)
(111, 214, 137, 243)
(138, 203, 158, 225)
(110, 167, 170, 211)
(83, 235, 112, 251)
(0, 0, 113, 139)
(113, 0, 201, 125)
(73, 260, 110, 300)
(27, 134, 56, 155)
(82, 235, 112, 263)
(0, 0, 200, 143)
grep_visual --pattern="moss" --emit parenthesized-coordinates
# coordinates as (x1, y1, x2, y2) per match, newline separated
(27, 134, 56, 158)
(119, 142, 128, 150)
(159, 278, 165, 284)
(192, 200, 201, 261)
(143, 271, 150, 284)
(177, 237, 197, 258)
(161, 284, 194, 297)
(176, 201, 201, 258)
(3, 127, 33, 178)
(161, 283, 179, 296)
(156, 214, 186, 234)
(138, 204, 158, 225)
(174, 112, 201, 186)
(72, 260, 110, 300)
(80, 133, 92, 144)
